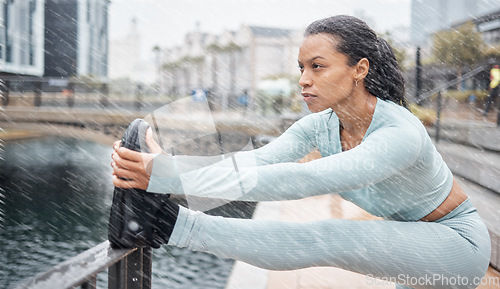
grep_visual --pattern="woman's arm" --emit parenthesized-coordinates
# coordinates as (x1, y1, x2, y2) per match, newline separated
(113, 114, 317, 191)
(148, 125, 423, 202)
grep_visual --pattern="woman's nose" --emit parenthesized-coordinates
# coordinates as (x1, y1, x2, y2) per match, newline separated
(299, 70, 312, 88)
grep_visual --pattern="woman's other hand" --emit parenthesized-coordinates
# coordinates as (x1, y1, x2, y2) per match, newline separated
(111, 128, 162, 190)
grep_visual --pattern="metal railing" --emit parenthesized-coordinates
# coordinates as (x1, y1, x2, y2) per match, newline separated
(14, 241, 153, 289)
(0, 76, 109, 109)
(418, 63, 497, 143)
(418, 64, 491, 102)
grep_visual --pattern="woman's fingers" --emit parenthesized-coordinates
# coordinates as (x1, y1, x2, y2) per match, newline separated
(115, 148, 155, 171)
(111, 147, 154, 190)
(112, 175, 147, 190)
(111, 135, 156, 190)
(117, 146, 143, 162)
(111, 161, 149, 190)
(113, 140, 121, 151)
(112, 152, 139, 171)
(146, 128, 163, 154)
(111, 162, 137, 179)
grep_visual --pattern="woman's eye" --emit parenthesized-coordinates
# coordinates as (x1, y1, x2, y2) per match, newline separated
(312, 63, 322, 69)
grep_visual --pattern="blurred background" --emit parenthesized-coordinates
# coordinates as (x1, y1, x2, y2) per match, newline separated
(2, 0, 500, 119)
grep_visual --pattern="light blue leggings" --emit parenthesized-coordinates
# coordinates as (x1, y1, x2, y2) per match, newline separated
(168, 199, 491, 289)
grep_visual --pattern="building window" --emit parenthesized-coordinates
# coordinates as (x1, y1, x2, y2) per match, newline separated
(19, 6, 28, 65)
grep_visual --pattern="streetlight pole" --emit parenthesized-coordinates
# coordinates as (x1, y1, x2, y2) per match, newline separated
(415, 47, 422, 105)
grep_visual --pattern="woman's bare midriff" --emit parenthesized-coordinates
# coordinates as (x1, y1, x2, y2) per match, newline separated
(420, 178, 469, 222)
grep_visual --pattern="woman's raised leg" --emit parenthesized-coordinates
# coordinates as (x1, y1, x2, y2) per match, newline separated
(168, 205, 490, 289)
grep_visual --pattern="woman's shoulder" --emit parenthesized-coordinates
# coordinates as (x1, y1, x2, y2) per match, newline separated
(376, 99, 426, 132)
(365, 99, 429, 160)
(369, 99, 429, 147)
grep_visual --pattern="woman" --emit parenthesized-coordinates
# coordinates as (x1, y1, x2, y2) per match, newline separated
(111, 15, 491, 289)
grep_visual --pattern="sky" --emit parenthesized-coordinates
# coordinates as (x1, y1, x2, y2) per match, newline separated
(108, 0, 412, 59)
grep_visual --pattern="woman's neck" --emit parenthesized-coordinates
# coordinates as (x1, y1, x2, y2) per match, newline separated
(335, 93, 377, 132)
(333, 92, 377, 150)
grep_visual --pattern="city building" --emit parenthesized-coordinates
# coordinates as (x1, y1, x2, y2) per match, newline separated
(160, 24, 302, 111)
(108, 18, 155, 84)
(1, 0, 109, 95)
(1, 0, 45, 77)
(44, 0, 108, 80)
(453, 8, 500, 47)
(411, 0, 500, 46)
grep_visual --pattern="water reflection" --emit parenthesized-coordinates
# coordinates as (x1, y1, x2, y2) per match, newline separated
(0, 136, 253, 288)
(0, 137, 113, 288)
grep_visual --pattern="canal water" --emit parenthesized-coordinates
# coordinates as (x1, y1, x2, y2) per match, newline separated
(0, 136, 255, 288)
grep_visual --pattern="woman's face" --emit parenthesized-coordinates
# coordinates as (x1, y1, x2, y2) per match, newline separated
(298, 33, 357, 113)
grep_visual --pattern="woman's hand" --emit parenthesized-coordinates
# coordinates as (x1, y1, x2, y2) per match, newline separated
(111, 128, 162, 190)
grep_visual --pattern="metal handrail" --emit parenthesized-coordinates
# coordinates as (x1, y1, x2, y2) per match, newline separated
(417, 62, 499, 141)
(419, 63, 492, 102)
(13, 241, 152, 289)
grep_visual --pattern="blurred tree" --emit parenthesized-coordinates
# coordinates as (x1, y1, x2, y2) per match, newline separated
(432, 21, 485, 89)
(483, 44, 500, 60)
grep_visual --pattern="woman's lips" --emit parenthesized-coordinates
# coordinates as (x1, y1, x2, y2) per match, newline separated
(302, 93, 317, 102)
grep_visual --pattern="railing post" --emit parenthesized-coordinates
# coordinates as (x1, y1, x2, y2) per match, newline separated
(1, 79, 9, 107)
(81, 277, 96, 289)
(128, 247, 152, 289)
(108, 247, 152, 289)
(34, 81, 42, 107)
(100, 83, 109, 108)
(108, 256, 126, 288)
(135, 84, 143, 111)
(435, 90, 442, 143)
(497, 97, 500, 127)
(66, 82, 75, 108)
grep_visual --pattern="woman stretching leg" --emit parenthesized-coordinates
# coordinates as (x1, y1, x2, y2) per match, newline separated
(111, 15, 491, 289)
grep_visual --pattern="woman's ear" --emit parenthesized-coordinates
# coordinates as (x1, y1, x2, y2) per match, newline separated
(354, 58, 370, 81)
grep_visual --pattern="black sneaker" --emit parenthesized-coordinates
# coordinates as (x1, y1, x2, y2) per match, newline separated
(108, 119, 178, 248)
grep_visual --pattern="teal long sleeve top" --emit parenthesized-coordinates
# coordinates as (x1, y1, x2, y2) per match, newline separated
(147, 98, 453, 221)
